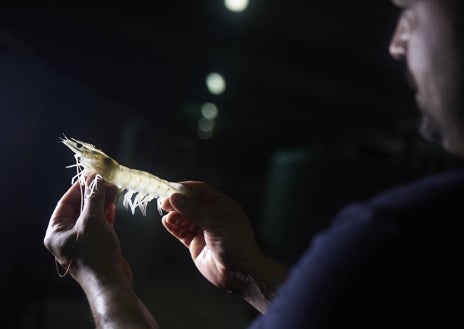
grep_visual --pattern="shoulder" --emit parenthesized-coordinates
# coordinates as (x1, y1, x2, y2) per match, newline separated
(332, 168, 464, 230)
(251, 169, 464, 329)
(327, 168, 464, 270)
(368, 168, 464, 213)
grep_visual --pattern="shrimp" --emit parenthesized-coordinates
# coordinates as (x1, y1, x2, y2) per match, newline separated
(61, 136, 189, 216)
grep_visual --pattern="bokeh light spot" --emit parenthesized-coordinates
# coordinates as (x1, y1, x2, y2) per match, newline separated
(224, 0, 249, 12)
(201, 102, 219, 120)
(206, 72, 226, 95)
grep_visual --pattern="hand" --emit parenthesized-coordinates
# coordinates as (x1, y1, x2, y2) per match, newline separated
(161, 181, 288, 313)
(44, 176, 159, 328)
(44, 175, 131, 285)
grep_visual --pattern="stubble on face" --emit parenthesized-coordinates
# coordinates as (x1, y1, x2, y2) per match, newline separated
(397, 0, 462, 151)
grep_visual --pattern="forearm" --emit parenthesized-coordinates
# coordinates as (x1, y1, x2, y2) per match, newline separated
(76, 270, 159, 329)
(238, 255, 289, 314)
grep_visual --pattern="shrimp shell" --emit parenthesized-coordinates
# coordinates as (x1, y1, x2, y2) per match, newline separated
(61, 136, 189, 216)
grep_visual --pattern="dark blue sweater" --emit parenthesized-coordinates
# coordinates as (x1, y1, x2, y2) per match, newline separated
(250, 169, 464, 328)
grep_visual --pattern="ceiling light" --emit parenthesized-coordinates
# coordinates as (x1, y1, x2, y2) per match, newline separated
(224, 0, 249, 12)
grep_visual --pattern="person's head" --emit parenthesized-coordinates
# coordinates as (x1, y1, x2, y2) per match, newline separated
(389, 0, 464, 155)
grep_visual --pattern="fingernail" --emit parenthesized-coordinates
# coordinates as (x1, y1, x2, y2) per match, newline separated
(172, 193, 187, 208)
(169, 217, 179, 226)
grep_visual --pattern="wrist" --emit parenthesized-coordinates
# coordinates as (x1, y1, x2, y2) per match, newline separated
(72, 257, 130, 289)
(75, 265, 158, 328)
(234, 251, 289, 313)
(74, 261, 133, 300)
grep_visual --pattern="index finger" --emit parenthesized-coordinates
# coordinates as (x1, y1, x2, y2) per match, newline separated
(48, 181, 83, 233)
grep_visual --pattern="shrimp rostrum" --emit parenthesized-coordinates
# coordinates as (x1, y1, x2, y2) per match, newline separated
(61, 136, 189, 216)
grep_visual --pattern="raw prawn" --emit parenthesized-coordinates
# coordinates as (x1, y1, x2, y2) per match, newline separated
(61, 136, 189, 216)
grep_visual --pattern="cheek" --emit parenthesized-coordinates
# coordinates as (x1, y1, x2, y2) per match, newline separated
(406, 5, 445, 94)
(408, 33, 443, 107)
(408, 25, 435, 79)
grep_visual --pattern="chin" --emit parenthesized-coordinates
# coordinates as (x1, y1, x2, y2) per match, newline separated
(419, 113, 444, 145)
(441, 139, 464, 157)
(441, 129, 464, 157)
(421, 118, 464, 157)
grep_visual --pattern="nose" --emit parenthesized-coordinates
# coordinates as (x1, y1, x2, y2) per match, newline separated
(389, 18, 408, 60)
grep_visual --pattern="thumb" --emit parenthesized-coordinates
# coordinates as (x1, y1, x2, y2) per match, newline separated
(169, 193, 191, 215)
(169, 193, 216, 229)
(170, 193, 192, 216)
(81, 176, 106, 222)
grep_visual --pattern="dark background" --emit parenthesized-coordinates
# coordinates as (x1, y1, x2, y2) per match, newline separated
(1, 1, 463, 328)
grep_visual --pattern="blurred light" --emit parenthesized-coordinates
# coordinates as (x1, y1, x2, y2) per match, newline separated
(198, 129, 214, 140)
(224, 0, 249, 12)
(206, 72, 226, 95)
(201, 102, 219, 120)
(198, 117, 215, 133)
(197, 118, 215, 140)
